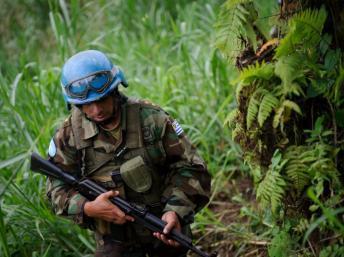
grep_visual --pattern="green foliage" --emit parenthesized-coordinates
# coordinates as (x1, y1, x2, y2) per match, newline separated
(268, 228, 293, 257)
(215, 0, 278, 62)
(273, 100, 302, 129)
(217, 2, 344, 256)
(293, 218, 310, 234)
(284, 144, 339, 196)
(246, 94, 259, 129)
(256, 150, 287, 213)
(238, 62, 275, 84)
(223, 5, 342, 166)
(257, 93, 279, 127)
(284, 147, 311, 194)
(235, 59, 303, 133)
(48, 0, 83, 60)
(333, 67, 344, 103)
(254, 139, 340, 215)
(215, 0, 255, 61)
(275, 7, 327, 57)
(319, 244, 344, 257)
(224, 108, 239, 129)
(305, 188, 344, 238)
(274, 54, 305, 97)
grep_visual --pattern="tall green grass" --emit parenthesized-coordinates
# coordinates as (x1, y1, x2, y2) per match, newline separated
(0, 0, 243, 256)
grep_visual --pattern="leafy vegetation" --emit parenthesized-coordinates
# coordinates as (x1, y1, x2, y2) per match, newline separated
(217, 0, 344, 256)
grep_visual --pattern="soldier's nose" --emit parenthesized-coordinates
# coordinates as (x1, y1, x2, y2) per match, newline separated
(90, 102, 103, 114)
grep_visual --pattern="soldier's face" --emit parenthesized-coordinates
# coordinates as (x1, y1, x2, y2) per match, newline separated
(81, 95, 116, 123)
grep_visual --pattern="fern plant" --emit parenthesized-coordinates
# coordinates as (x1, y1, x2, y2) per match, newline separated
(255, 142, 339, 213)
(218, 2, 344, 255)
(256, 150, 287, 213)
(215, 0, 278, 63)
(226, 7, 334, 166)
(275, 7, 327, 58)
(268, 227, 293, 257)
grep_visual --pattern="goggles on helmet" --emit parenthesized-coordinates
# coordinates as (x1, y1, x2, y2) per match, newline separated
(64, 67, 118, 99)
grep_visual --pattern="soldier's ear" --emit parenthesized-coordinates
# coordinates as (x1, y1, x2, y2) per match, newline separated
(114, 90, 128, 104)
(67, 103, 82, 111)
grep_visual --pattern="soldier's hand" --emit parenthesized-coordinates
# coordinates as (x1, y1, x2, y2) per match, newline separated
(153, 211, 181, 247)
(84, 190, 134, 224)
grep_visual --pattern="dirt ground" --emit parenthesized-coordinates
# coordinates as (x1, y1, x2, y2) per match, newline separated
(188, 177, 268, 257)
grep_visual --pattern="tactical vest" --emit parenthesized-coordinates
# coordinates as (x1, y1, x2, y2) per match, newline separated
(70, 99, 168, 238)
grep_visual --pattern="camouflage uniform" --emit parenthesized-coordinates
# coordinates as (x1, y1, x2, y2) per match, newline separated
(47, 95, 211, 257)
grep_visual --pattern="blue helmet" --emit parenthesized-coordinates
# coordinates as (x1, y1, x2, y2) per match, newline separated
(61, 50, 128, 105)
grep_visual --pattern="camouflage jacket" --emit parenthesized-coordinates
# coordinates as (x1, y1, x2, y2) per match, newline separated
(46, 96, 210, 237)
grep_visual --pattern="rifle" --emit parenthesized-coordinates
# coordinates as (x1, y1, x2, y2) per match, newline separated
(30, 152, 216, 257)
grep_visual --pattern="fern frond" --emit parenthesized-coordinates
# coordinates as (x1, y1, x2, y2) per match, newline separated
(273, 105, 284, 129)
(310, 157, 339, 183)
(272, 100, 302, 129)
(215, 0, 258, 62)
(285, 83, 305, 97)
(310, 78, 328, 96)
(235, 82, 246, 103)
(224, 108, 239, 129)
(257, 168, 286, 213)
(238, 62, 275, 84)
(246, 95, 259, 129)
(276, 7, 327, 57)
(283, 146, 313, 193)
(235, 62, 275, 104)
(275, 55, 305, 97)
(319, 245, 344, 257)
(285, 160, 310, 192)
(283, 144, 340, 195)
(249, 164, 262, 182)
(232, 123, 244, 141)
(258, 93, 279, 127)
(283, 145, 303, 159)
(333, 67, 344, 103)
(293, 218, 310, 234)
(283, 100, 302, 115)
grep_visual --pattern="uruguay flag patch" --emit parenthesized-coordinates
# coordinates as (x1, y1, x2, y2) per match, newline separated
(172, 120, 184, 136)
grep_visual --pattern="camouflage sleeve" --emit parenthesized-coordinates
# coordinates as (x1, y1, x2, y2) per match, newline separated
(46, 117, 93, 228)
(161, 117, 211, 224)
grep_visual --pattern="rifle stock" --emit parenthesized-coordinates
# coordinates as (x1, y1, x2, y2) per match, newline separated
(30, 153, 216, 257)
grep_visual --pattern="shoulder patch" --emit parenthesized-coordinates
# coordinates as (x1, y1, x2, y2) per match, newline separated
(172, 120, 184, 136)
(48, 138, 57, 157)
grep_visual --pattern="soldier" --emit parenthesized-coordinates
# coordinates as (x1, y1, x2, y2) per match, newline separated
(47, 50, 211, 257)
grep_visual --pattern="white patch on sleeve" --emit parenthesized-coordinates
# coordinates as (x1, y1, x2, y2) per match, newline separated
(172, 120, 184, 136)
(48, 138, 57, 157)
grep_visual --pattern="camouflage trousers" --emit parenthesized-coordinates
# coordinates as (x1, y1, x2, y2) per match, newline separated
(94, 238, 188, 257)
(94, 224, 190, 257)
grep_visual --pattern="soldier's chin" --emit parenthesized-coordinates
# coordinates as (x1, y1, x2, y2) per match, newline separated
(98, 117, 114, 126)
(92, 115, 109, 123)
